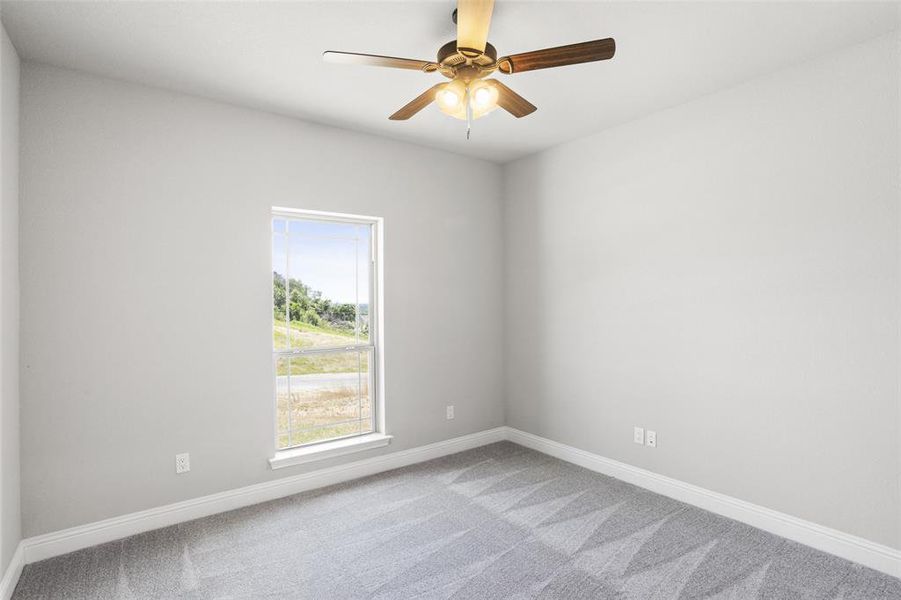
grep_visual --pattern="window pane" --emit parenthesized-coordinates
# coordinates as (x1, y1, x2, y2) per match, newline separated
(359, 350, 372, 423)
(287, 218, 357, 238)
(272, 233, 289, 350)
(273, 214, 377, 450)
(276, 349, 372, 448)
(356, 224, 371, 344)
(283, 220, 369, 350)
(275, 356, 290, 443)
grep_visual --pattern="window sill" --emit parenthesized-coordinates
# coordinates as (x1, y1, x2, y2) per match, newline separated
(269, 433, 393, 470)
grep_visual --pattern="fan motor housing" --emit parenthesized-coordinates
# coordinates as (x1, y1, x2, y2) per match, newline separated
(437, 40, 497, 79)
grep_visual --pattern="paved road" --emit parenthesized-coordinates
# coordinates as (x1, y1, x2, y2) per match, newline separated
(276, 372, 366, 391)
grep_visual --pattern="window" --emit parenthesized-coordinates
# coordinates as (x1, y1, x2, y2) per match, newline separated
(271, 209, 380, 451)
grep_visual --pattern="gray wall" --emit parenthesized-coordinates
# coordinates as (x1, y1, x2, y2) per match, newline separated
(503, 34, 900, 549)
(0, 23, 21, 572)
(19, 63, 504, 537)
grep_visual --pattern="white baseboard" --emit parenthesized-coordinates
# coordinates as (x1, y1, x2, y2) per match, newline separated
(6, 423, 898, 595)
(0, 543, 24, 600)
(21, 427, 507, 565)
(504, 427, 901, 578)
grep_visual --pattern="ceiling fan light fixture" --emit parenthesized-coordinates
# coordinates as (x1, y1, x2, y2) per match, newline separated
(437, 80, 498, 121)
(473, 86, 493, 106)
(469, 80, 499, 117)
(437, 79, 467, 118)
(438, 88, 460, 109)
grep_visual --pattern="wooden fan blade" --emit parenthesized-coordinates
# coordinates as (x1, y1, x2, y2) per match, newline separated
(323, 51, 437, 72)
(456, 0, 495, 56)
(389, 84, 445, 120)
(497, 38, 615, 74)
(489, 80, 536, 118)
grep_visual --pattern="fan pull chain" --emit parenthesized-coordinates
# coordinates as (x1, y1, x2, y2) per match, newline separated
(465, 85, 472, 140)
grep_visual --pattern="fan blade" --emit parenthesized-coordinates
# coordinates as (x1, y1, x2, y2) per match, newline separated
(323, 51, 437, 72)
(497, 38, 615, 74)
(389, 84, 445, 120)
(489, 80, 536, 118)
(456, 0, 495, 56)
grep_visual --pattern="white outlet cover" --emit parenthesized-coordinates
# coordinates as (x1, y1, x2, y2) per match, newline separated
(446, 405, 455, 420)
(646, 430, 657, 448)
(175, 453, 190, 474)
(633, 427, 644, 445)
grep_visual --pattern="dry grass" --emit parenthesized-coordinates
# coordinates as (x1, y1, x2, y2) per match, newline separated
(274, 320, 369, 375)
(277, 382, 372, 448)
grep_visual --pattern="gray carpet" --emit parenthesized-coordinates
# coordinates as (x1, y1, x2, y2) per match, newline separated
(13, 442, 901, 599)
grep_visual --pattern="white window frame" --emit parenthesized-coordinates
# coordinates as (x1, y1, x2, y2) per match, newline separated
(269, 207, 388, 469)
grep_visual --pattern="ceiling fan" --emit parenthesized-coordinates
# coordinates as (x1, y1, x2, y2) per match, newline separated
(323, 0, 615, 134)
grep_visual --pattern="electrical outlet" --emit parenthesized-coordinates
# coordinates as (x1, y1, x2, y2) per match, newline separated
(175, 453, 190, 474)
(446, 405, 455, 420)
(646, 430, 657, 448)
(633, 427, 644, 445)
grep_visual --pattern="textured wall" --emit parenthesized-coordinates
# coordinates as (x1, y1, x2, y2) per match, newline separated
(503, 34, 900, 548)
(19, 64, 504, 536)
(0, 22, 22, 572)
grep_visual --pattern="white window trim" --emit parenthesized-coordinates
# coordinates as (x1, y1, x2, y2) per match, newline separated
(269, 207, 386, 468)
(269, 432, 393, 469)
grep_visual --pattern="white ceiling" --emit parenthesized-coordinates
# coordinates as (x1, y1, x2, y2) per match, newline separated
(2, 1, 898, 163)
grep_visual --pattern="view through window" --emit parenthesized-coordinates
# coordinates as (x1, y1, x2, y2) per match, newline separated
(272, 211, 376, 449)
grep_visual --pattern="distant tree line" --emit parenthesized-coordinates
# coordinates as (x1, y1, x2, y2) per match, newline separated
(273, 272, 364, 332)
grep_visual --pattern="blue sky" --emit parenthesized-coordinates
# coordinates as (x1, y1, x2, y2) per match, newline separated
(272, 219, 370, 305)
